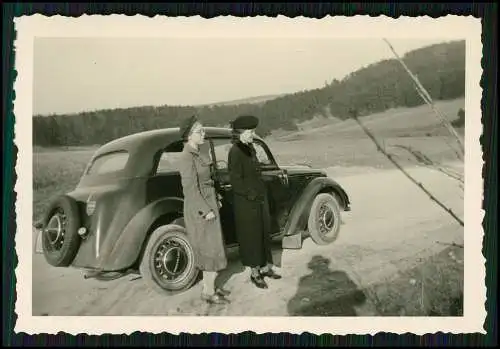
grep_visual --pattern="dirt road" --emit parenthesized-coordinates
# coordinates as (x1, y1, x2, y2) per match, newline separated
(31, 163, 464, 316)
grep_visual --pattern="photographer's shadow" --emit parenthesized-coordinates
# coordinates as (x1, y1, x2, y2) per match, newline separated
(214, 258, 245, 290)
(287, 255, 367, 316)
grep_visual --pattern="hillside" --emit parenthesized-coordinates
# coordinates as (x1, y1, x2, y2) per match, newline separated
(33, 40, 465, 147)
(276, 98, 465, 141)
(198, 94, 284, 107)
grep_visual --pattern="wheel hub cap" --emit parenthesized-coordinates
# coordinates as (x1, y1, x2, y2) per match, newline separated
(46, 214, 65, 246)
(319, 204, 335, 234)
(154, 238, 189, 282)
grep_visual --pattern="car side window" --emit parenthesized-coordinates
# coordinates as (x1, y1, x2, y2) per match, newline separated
(155, 142, 211, 174)
(209, 138, 274, 168)
(87, 151, 129, 175)
(156, 151, 184, 174)
(210, 139, 232, 170)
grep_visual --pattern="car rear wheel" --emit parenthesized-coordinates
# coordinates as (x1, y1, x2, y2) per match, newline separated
(41, 195, 82, 267)
(307, 193, 342, 245)
(139, 224, 200, 295)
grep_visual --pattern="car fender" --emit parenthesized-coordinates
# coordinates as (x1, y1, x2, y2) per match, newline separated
(283, 177, 350, 237)
(97, 197, 184, 271)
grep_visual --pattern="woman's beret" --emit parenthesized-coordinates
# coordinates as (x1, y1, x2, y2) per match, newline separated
(230, 115, 259, 130)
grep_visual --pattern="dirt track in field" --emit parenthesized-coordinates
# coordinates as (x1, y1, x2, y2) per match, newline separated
(31, 163, 464, 316)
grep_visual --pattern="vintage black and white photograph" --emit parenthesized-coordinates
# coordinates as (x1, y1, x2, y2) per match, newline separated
(14, 15, 484, 335)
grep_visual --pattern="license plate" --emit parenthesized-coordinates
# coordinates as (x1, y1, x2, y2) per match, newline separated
(34, 228, 43, 254)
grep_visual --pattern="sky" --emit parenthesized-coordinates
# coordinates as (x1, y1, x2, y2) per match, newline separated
(33, 37, 449, 116)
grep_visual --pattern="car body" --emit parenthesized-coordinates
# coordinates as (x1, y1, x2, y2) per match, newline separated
(35, 127, 351, 294)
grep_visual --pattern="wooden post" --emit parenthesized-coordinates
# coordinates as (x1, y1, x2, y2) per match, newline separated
(382, 39, 465, 160)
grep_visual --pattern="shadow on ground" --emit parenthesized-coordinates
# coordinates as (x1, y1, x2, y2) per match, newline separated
(215, 260, 245, 290)
(287, 255, 367, 316)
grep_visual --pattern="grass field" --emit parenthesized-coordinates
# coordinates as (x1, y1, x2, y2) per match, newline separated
(270, 98, 465, 169)
(368, 244, 464, 316)
(33, 148, 95, 220)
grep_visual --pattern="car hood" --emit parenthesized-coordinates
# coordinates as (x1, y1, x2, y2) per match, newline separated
(279, 164, 326, 176)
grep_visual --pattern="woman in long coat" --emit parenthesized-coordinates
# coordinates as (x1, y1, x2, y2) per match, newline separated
(227, 115, 282, 289)
(178, 115, 230, 304)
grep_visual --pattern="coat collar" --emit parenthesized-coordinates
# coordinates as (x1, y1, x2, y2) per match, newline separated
(184, 142, 200, 155)
(235, 141, 254, 157)
(184, 142, 212, 166)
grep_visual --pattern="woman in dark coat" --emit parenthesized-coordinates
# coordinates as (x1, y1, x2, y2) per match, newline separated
(178, 115, 230, 304)
(227, 115, 282, 289)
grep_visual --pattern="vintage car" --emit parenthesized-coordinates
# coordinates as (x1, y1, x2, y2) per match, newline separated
(34, 127, 351, 294)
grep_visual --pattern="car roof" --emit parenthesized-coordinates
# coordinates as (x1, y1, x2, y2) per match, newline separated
(94, 127, 246, 157)
(78, 126, 268, 186)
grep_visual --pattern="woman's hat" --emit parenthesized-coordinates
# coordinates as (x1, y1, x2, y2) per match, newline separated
(230, 115, 259, 130)
(179, 114, 199, 140)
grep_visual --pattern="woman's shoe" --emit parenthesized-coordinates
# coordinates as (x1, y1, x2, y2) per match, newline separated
(250, 274, 268, 289)
(260, 269, 282, 280)
(201, 293, 230, 304)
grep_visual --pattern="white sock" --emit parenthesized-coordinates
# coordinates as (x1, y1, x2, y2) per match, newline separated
(202, 271, 216, 295)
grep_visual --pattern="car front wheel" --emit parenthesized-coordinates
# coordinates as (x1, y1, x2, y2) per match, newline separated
(307, 193, 342, 245)
(139, 224, 200, 295)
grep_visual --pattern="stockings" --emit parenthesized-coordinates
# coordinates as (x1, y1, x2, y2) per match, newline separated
(202, 271, 217, 295)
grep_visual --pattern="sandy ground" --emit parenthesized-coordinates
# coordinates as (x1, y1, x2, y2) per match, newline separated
(31, 162, 464, 316)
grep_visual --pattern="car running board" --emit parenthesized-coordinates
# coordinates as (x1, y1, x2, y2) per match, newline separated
(83, 269, 136, 281)
(282, 233, 302, 249)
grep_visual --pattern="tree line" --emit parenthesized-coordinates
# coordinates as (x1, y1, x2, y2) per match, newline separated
(33, 40, 466, 147)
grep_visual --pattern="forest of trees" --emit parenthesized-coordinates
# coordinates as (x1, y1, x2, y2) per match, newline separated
(33, 40, 466, 147)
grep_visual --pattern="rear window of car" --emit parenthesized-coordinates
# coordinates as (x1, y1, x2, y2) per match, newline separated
(87, 151, 129, 175)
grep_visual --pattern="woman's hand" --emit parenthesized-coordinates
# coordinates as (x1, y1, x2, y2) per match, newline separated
(205, 211, 216, 221)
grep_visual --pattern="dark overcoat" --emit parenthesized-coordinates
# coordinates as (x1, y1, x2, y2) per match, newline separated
(178, 143, 228, 272)
(227, 141, 273, 268)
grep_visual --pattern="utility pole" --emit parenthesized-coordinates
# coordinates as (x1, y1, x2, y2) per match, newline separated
(382, 39, 465, 160)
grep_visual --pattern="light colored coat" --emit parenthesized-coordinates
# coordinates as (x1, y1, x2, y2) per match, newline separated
(178, 143, 228, 271)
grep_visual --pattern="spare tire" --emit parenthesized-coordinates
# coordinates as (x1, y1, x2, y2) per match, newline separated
(41, 195, 82, 267)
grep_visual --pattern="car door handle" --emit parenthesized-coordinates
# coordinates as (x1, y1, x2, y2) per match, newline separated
(221, 184, 232, 190)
